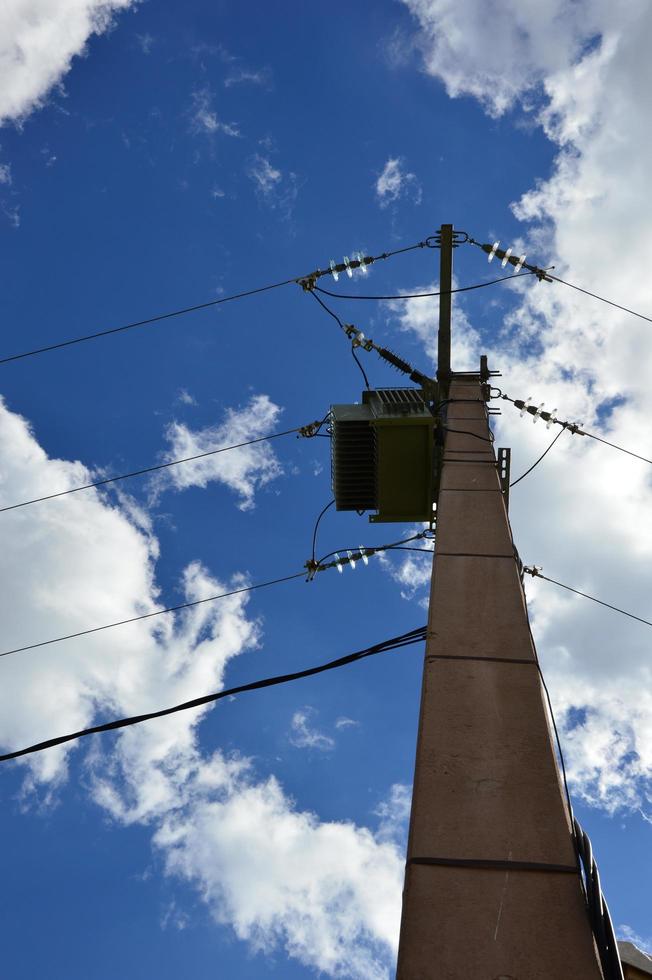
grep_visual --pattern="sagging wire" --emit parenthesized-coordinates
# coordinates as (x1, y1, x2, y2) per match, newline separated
(312, 269, 538, 301)
(0, 625, 428, 763)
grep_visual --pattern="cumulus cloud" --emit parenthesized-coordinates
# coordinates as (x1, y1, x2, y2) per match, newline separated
(0, 394, 404, 977)
(375, 157, 421, 208)
(157, 394, 283, 510)
(395, 0, 652, 817)
(289, 706, 335, 751)
(0, 0, 136, 127)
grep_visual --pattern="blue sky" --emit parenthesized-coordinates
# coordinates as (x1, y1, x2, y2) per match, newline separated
(1, 2, 652, 977)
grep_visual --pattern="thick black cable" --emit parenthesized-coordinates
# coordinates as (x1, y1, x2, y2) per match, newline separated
(0, 427, 303, 515)
(311, 499, 335, 565)
(1, 236, 432, 366)
(0, 626, 427, 762)
(549, 273, 652, 326)
(352, 347, 371, 389)
(509, 426, 567, 488)
(527, 572, 652, 629)
(443, 427, 494, 444)
(313, 270, 537, 301)
(0, 572, 307, 661)
(309, 290, 371, 388)
(310, 288, 348, 332)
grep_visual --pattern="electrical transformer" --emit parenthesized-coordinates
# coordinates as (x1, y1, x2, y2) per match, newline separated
(331, 388, 437, 523)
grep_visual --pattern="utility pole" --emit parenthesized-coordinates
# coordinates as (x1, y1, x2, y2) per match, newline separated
(395, 225, 605, 978)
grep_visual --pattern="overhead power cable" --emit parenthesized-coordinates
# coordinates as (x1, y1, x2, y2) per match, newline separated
(0, 420, 327, 516)
(497, 391, 652, 467)
(312, 269, 537, 301)
(0, 573, 307, 661)
(0, 532, 427, 660)
(1, 237, 435, 366)
(523, 566, 652, 630)
(470, 235, 652, 327)
(0, 626, 427, 762)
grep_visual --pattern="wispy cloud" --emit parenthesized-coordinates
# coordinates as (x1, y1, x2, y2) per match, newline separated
(289, 707, 335, 751)
(189, 88, 240, 137)
(375, 157, 421, 209)
(247, 154, 299, 218)
(224, 67, 271, 89)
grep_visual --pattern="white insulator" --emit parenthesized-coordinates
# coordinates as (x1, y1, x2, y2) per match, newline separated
(329, 260, 339, 282)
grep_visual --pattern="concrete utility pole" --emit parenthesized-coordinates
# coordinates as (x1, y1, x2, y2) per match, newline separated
(395, 226, 605, 979)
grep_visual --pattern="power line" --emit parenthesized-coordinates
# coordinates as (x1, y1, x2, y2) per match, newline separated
(0, 626, 427, 762)
(0, 572, 307, 661)
(549, 272, 652, 327)
(469, 235, 652, 327)
(1, 236, 435, 367)
(0, 535, 426, 660)
(523, 567, 652, 629)
(313, 270, 537, 301)
(0, 424, 324, 515)
(509, 426, 567, 488)
(499, 392, 652, 466)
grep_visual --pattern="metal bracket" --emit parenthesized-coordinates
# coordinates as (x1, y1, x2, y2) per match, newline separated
(497, 447, 511, 510)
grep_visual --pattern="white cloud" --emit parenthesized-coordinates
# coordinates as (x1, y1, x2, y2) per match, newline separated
(189, 87, 240, 137)
(0, 0, 136, 127)
(175, 387, 196, 406)
(375, 157, 421, 209)
(247, 153, 281, 194)
(135, 32, 154, 55)
(401, 0, 605, 117)
(618, 925, 652, 955)
(0, 161, 11, 184)
(289, 706, 335, 751)
(395, 0, 652, 817)
(157, 394, 284, 511)
(224, 67, 270, 89)
(0, 394, 404, 977)
(335, 716, 358, 730)
(387, 279, 481, 370)
(247, 153, 299, 219)
(374, 784, 412, 845)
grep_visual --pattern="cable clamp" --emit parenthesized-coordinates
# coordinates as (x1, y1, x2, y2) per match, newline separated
(298, 276, 317, 292)
(298, 419, 327, 439)
(523, 564, 543, 578)
(344, 324, 374, 351)
(304, 559, 320, 582)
